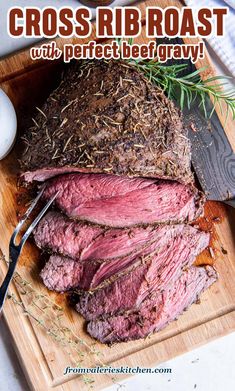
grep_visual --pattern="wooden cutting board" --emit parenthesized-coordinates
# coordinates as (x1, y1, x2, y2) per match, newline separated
(0, 1, 235, 390)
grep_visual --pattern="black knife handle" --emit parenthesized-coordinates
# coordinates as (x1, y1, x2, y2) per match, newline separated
(224, 200, 235, 208)
(155, 37, 235, 201)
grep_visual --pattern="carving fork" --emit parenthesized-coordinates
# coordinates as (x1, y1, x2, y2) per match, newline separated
(0, 186, 58, 312)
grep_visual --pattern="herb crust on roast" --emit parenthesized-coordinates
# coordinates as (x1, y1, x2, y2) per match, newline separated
(21, 60, 192, 183)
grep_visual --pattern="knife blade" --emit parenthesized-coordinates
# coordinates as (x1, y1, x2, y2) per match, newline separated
(156, 37, 235, 202)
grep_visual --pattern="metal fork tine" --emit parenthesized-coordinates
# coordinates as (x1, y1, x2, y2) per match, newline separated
(11, 185, 46, 246)
(0, 187, 60, 312)
(21, 185, 47, 221)
(19, 191, 59, 249)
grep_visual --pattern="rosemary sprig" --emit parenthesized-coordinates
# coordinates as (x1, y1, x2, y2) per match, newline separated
(129, 59, 235, 119)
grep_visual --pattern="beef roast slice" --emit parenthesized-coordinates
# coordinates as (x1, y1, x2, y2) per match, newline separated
(34, 211, 103, 259)
(87, 266, 218, 343)
(43, 174, 204, 227)
(83, 224, 209, 290)
(40, 254, 101, 292)
(34, 210, 176, 261)
(39, 224, 186, 292)
(40, 255, 84, 292)
(78, 224, 191, 290)
(81, 224, 161, 261)
(39, 224, 208, 293)
(21, 60, 192, 184)
(76, 226, 210, 320)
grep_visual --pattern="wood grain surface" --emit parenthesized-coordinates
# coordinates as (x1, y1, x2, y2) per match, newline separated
(0, 1, 235, 390)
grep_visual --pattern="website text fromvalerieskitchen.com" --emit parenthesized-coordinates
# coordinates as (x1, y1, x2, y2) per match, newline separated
(64, 366, 172, 375)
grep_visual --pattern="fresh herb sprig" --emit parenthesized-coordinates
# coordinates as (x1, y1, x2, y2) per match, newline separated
(128, 59, 235, 119)
(117, 38, 235, 119)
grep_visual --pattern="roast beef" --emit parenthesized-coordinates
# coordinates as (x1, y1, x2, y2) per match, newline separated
(21, 60, 192, 184)
(87, 266, 218, 343)
(40, 255, 83, 292)
(34, 211, 103, 259)
(80, 224, 209, 290)
(43, 174, 204, 227)
(39, 224, 209, 292)
(34, 210, 183, 261)
(75, 226, 209, 319)
(40, 224, 190, 292)
(19, 58, 217, 345)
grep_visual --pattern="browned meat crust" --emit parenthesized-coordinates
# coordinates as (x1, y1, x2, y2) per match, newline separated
(21, 60, 192, 183)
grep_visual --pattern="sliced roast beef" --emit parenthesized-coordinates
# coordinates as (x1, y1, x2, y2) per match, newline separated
(43, 174, 204, 227)
(87, 266, 218, 343)
(34, 211, 103, 259)
(83, 224, 209, 290)
(39, 225, 208, 293)
(75, 226, 209, 319)
(81, 225, 157, 262)
(23, 167, 92, 183)
(20, 60, 192, 184)
(20, 58, 216, 345)
(40, 224, 183, 292)
(40, 255, 83, 292)
(34, 211, 176, 261)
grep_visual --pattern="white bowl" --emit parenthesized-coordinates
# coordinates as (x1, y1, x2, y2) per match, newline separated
(0, 89, 17, 160)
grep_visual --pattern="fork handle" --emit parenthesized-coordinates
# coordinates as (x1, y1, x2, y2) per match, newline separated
(0, 256, 19, 312)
